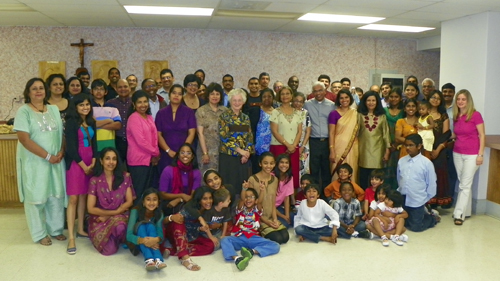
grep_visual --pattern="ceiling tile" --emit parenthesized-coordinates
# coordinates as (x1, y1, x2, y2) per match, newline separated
(25, 4, 125, 15)
(264, 2, 316, 13)
(0, 11, 63, 26)
(415, 2, 492, 14)
(323, 0, 433, 10)
(377, 18, 440, 27)
(277, 21, 360, 34)
(311, 5, 407, 18)
(208, 16, 291, 31)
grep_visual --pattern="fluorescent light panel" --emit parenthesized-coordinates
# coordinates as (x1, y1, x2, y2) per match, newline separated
(359, 24, 435, 33)
(124, 6, 213, 16)
(298, 13, 384, 24)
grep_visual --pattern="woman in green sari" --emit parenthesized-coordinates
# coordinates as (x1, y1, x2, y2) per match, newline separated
(384, 88, 404, 190)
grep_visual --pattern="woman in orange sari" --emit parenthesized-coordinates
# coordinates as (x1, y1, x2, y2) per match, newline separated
(395, 99, 419, 159)
(328, 89, 359, 182)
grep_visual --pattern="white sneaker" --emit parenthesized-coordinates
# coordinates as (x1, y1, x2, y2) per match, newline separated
(391, 235, 404, 246)
(351, 231, 359, 237)
(399, 234, 409, 242)
(382, 236, 390, 247)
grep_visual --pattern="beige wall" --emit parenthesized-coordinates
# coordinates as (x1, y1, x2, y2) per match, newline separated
(0, 26, 439, 119)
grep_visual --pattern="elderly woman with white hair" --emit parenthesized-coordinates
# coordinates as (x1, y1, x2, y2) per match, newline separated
(218, 88, 255, 195)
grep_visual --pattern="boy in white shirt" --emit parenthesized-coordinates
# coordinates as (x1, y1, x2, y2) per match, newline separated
(294, 184, 339, 244)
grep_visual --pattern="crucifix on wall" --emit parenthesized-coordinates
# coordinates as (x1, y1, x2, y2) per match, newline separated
(71, 38, 94, 69)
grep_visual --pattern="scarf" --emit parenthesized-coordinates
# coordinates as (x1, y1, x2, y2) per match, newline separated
(171, 160, 194, 194)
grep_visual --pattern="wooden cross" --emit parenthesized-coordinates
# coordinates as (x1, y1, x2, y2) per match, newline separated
(71, 38, 94, 68)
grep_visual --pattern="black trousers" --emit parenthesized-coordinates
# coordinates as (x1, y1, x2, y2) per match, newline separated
(128, 165, 153, 205)
(115, 137, 128, 165)
(309, 138, 330, 198)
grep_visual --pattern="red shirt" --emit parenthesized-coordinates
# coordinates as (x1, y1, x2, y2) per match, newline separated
(365, 186, 376, 204)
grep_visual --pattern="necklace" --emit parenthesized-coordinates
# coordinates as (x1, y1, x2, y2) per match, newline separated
(364, 115, 378, 132)
(30, 102, 45, 113)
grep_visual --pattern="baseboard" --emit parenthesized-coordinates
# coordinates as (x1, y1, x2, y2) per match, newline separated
(485, 200, 500, 220)
(473, 199, 487, 215)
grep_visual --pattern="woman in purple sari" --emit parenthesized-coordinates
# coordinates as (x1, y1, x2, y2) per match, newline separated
(87, 147, 134, 255)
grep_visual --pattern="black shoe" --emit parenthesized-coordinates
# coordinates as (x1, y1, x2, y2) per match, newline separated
(358, 230, 374, 239)
(235, 257, 250, 271)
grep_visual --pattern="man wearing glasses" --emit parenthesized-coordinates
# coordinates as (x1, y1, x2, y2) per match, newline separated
(158, 68, 175, 104)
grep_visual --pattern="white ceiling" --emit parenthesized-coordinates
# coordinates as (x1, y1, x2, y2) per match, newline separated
(1, 0, 500, 39)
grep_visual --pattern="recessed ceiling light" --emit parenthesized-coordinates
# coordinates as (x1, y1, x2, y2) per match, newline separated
(298, 13, 384, 24)
(124, 6, 213, 16)
(358, 24, 435, 33)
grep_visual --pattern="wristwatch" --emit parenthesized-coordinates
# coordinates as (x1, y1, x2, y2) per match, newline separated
(166, 148, 170, 153)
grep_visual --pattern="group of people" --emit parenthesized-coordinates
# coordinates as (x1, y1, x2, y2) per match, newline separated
(14, 68, 485, 271)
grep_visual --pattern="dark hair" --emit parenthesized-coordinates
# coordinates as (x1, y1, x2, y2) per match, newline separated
(370, 169, 385, 181)
(332, 80, 341, 85)
(407, 75, 418, 84)
(259, 72, 270, 80)
(66, 93, 95, 126)
(261, 88, 274, 100)
(171, 143, 198, 168)
(108, 67, 120, 77)
(128, 90, 151, 117)
(126, 74, 137, 81)
(441, 83, 455, 91)
(318, 74, 331, 83)
(304, 184, 320, 194)
(259, 151, 275, 164)
(340, 182, 354, 193)
(183, 74, 201, 88)
(93, 147, 125, 190)
(389, 87, 404, 109)
(141, 78, 155, 89)
(402, 98, 419, 117)
(419, 100, 431, 109)
(192, 186, 213, 210)
(203, 169, 224, 187)
(340, 77, 351, 85)
(65, 76, 83, 98)
(335, 89, 354, 106)
(135, 188, 162, 223)
(245, 187, 259, 199)
(46, 73, 67, 98)
(274, 154, 292, 185)
(77, 71, 89, 78)
(91, 78, 107, 90)
(357, 91, 385, 116)
(160, 68, 173, 77)
(429, 90, 447, 114)
(194, 69, 205, 80)
(381, 82, 393, 90)
(337, 163, 353, 176)
(213, 188, 230, 205)
(404, 83, 420, 98)
(300, 174, 316, 184)
(374, 184, 391, 202)
(387, 190, 403, 207)
(355, 87, 363, 94)
(405, 133, 423, 146)
(223, 74, 233, 81)
(248, 77, 259, 84)
(23, 78, 47, 104)
(169, 84, 185, 98)
(205, 82, 224, 105)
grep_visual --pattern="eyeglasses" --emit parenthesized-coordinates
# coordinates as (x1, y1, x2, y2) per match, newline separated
(312, 89, 324, 93)
(187, 83, 199, 88)
(161, 76, 172, 81)
(92, 88, 106, 92)
(180, 151, 193, 156)
(430, 96, 441, 100)
(144, 85, 156, 89)
(245, 196, 256, 199)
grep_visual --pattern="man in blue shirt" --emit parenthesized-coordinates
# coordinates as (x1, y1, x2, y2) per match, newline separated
(397, 134, 439, 232)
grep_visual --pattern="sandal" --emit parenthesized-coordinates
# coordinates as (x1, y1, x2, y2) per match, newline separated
(66, 239, 76, 255)
(454, 218, 464, 226)
(145, 259, 156, 271)
(39, 236, 52, 246)
(180, 257, 201, 271)
(52, 234, 67, 241)
(155, 259, 167, 270)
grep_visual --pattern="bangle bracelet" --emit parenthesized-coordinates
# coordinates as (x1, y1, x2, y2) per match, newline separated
(168, 215, 172, 222)
(478, 155, 483, 157)
(45, 153, 51, 161)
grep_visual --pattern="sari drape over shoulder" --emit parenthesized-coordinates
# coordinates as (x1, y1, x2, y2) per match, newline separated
(329, 108, 359, 182)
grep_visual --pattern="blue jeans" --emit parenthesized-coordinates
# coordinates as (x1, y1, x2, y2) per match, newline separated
(277, 205, 295, 228)
(221, 235, 280, 260)
(294, 225, 333, 243)
(337, 221, 366, 239)
(137, 223, 163, 261)
(404, 205, 436, 232)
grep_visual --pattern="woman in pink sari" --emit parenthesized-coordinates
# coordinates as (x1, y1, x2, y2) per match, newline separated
(87, 147, 134, 255)
(328, 89, 359, 182)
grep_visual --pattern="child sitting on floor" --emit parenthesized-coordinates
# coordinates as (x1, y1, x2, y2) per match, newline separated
(220, 186, 280, 271)
(366, 184, 391, 220)
(324, 163, 365, 204)
(200, 188, 232, 248)
(367, 190, 409, 247)
(294, 174, 315, 212)
(294, 184, 339, 244)
(332, 182, 371, 239)
(362, 169, 385, 220)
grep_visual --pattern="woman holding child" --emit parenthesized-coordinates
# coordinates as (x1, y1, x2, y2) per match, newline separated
(328, 89, 360, 182)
